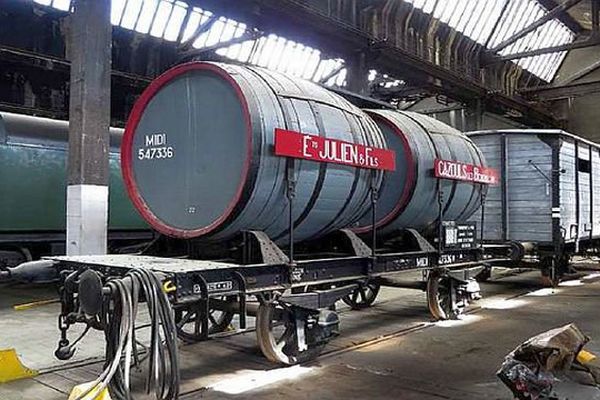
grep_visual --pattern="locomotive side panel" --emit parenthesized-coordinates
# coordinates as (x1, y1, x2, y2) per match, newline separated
(0, 143, 146, 233)
(0, 144, 66, 231)
(0, 112, 148, 236)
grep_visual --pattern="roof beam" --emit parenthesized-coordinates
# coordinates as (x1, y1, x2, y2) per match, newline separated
(559, 58, 600, 85)
(488, 35, 600, 62)
(177, 15, 218, 51)
(521, 78, 600, 99)
(0, 46, 151, 88)
(318, 63, 346, 84)
(488, 0, 583, 54)
(326, 86, 394, 109)
(178, 31, 257, 61)
(189, 0, 557, 127)
(535, 0, 585, 33)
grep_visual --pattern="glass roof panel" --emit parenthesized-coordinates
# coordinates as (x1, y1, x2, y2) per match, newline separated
(135, 0, 159, 34)
(33, 0, 576, 85)
(52, 0, 71, 11)
(163, 2, 187, 41)
(407, 0, 575, 81)
(148, 1, 173, 38)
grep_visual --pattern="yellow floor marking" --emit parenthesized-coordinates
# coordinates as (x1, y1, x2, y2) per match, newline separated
(0, 348, 38, 383)
(13, 298, 60, 311)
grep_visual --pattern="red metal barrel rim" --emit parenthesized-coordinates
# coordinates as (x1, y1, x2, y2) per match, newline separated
(121, 62, 253, 238)
(353, 111, 417, 233)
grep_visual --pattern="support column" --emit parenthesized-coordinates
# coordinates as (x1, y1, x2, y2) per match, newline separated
(465, 98, 484, 131)
(346, 51, 369, 95)
(66, 0, 112, 256)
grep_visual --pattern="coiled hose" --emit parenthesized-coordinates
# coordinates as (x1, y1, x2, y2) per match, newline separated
(75, 268, 180, 400)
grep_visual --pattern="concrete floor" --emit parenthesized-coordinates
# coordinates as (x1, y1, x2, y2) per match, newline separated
(1, 267, 600, 399)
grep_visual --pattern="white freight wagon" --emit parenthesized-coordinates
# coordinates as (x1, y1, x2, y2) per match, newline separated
(467, 129, 600, 282)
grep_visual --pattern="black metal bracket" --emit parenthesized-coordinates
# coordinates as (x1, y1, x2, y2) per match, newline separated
(241, 230, 289, 265)
(445, 266, 486, 282)
(403, 228, 437, 253)
(335, 229, 373, 257)
(280, 284, 358, 310)
(231, 271, 247, 330)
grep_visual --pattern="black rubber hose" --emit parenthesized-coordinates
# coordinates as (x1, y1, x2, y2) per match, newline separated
(76, 268, 180, 400)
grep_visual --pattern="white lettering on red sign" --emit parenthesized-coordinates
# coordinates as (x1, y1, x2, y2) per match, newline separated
(434, 158, 499, 185)
(275, 128, 396, 171)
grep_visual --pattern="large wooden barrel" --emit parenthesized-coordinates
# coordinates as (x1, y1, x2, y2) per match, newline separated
(122, 62, 385, 242)
(353, 110, 486, 235)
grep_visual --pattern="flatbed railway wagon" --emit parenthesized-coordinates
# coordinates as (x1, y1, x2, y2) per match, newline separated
(16, 62, 506, 399)
(468, 129, 600, 283)
(0, 112, 152, 269)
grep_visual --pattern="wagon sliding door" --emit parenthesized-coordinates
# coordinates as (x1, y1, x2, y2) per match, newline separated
(506, 134, 553, 243)
(592, 146, 600, 239)
(468, 134, 503, 241)
(559, 138, 595, 245)
(576, 142, 593, 242)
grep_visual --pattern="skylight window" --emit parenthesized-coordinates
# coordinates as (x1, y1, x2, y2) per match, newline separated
(52, 0, 70, 11)
(148, 1, 173, 38)
(163, 2, 188, 41)
(33, 0, 576, 83)
(134, 0, 159, 34)
(35, 0, 71, 10)
(31, 0, 370, 88)
(120, 0, 143, 31)
(404, 0, 575, 81)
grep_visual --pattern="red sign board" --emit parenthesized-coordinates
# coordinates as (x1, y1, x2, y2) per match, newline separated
(434, 158, 499, 185)
(274, 129, 396, 171)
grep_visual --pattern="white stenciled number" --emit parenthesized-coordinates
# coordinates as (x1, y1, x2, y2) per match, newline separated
(138, 146, 175, 160)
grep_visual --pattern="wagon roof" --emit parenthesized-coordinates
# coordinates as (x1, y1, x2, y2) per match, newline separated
(0, 111, 124, 147)
(466, 129, 600, 149)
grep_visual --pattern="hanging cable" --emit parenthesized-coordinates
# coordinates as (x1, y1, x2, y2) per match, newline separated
(74, 268, 180, 400)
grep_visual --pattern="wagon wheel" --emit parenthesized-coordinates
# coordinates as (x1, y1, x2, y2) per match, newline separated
(174, 296, 236, 342)
(256, 302, 325, 365)
(427, 270, 461, 320)
(342, 282, 380, 310)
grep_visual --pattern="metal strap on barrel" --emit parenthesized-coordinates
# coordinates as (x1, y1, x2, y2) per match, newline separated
(194, 275, 210, 340)
(370, 169, 379, 269)
(231, 271, 247, 330)
(480, 186, 487, 251)
(286, 158, 296, 266)
(437, 179, 445, 254)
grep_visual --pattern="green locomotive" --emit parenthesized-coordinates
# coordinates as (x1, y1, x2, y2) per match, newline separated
(0, 112, 150, 268)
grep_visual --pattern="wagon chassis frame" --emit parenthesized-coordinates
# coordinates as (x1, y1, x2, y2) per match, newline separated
(52, 226, 493, 365)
